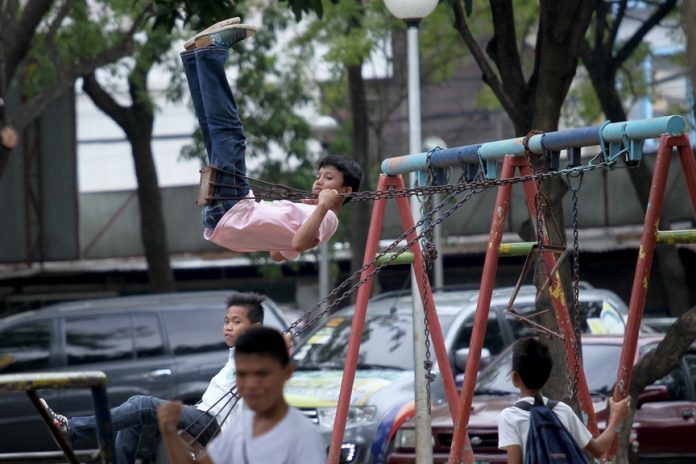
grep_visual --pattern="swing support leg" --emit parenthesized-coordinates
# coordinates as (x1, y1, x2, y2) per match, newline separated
(448, 155, 516, 464)
(328, 174, 461, 464)
(448, 156, 599, 464)
(609, 134, 696, 456)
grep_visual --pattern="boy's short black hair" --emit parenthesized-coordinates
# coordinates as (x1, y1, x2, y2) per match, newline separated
(512, 337, 552, 390)
(225, 291, 266, 324)
(234, 327, 290, 366)
(319, 155, 363, 204)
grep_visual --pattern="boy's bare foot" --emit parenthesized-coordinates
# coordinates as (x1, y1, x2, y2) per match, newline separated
(194, 24, 258, 49)
(184, 17, 241, 51)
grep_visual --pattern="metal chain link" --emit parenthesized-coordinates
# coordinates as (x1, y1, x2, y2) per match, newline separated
(567, 171, 585, 400)
(283, 159, 615, 338)
(284, 181, 487, 337)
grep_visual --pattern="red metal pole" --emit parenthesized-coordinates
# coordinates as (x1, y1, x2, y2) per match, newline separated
(394, 188, 460, 417)
(675, 135, 696, 215)
(448, 156, 516, 464)
(516, 158, 599, 436)
(327, 174, 391, 464)
(613, 134, 675, 402)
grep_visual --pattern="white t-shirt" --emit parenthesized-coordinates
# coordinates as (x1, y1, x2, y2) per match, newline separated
(196, 349, 242, 429)
(498, 396, 593, 458)
(206, 406, 326, 464)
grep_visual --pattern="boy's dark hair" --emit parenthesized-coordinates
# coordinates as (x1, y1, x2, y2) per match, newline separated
(319, 155, 363, 204)
(234, 327, 290, 366)
(512, 337, 552, 390)
(225, 291, 266, 324)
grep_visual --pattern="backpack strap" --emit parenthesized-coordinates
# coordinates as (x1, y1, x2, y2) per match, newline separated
(513, 397, 558, 411)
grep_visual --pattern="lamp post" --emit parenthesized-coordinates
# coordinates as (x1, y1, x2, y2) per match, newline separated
(384, 1, 438, 462)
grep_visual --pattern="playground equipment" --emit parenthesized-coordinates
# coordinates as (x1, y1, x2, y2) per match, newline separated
(0, 371, 114, 464)
(319, 115, 696, 464)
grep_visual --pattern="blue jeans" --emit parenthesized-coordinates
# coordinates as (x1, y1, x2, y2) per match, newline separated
(69, 395, 218, 464)
(181, 47, 250, 229)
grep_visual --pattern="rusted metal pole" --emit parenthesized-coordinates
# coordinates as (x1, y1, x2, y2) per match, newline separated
(612, 134, 682, 404)
(448, 156, 516, 464)
(327, 174, 390, 464)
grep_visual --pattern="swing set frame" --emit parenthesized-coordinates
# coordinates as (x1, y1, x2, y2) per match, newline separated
(327, 115, 696, 464)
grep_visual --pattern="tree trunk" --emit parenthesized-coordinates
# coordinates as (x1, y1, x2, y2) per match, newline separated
(128, 127, 176, 293)
(582, 52, 690, 315)
(82, 71, 175, 294)
(614, 306, 696, 462)
(347, 63, 370, 279)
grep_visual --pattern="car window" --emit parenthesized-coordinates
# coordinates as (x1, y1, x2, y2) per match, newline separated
(65, 316, 133, 365)
(452, 313, 505, 356)
(505, 300, 625, 338)
(163, 309, 227, 355)
(293, 314, 411, 370)
(133, 315, 165, 358)
(652, 362, 689, 401)
(0, 320, 52, 373)
(686, 351, 696, 383)
(475, 343, 623, 396)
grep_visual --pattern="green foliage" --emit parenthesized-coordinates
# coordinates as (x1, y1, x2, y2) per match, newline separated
(178, 4, 316, 185)
(281, 0, 340, 21)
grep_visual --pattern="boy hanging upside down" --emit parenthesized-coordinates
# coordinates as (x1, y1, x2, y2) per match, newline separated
(181, 18, 363, 262)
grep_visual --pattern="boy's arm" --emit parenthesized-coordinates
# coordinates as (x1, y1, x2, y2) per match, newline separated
(157, 401, 213, 464)
(504, 445, 523, 464)
(270, 251, 285, 262)
(291, 189, 341, 253)
(584, 395, 631, 458)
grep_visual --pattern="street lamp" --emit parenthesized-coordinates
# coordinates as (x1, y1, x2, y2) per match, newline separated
(384, 1, 437, 463)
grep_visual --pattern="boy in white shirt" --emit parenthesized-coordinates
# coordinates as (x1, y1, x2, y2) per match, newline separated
(158, 327, 326, 464)
(498, 337, 631, 463)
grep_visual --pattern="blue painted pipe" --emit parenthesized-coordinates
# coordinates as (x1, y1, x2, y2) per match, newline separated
(381, 115, 686, 175)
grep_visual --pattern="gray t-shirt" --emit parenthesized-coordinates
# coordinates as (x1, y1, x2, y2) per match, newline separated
(206, 406, 326, 464)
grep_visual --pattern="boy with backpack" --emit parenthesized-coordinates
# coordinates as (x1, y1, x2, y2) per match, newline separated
(498, 337, 631, 464)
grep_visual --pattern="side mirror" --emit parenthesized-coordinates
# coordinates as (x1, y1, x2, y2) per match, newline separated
(636, 385, 669, 409)
(454, 347, 492, 371)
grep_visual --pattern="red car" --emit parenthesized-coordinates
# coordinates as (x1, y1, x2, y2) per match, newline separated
(387, 335, 696, 463)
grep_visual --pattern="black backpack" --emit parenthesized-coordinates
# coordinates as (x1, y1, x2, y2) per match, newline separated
(514, 395, 588, 464)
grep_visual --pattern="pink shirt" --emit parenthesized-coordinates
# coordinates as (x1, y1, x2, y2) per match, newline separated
(204, 190, 339, 260)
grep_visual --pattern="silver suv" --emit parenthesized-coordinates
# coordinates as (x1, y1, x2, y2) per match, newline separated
(285, 283, 631, 464)
(0, 291, 288, 456)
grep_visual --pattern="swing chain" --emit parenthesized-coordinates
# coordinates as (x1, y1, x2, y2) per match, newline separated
(284, 157, 615, 337)
(567, 171, 585, 400)
(284, 183, 484, 337)
(420, 151, 437, 412)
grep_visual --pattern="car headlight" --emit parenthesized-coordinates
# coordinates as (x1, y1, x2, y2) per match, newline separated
(393, 428, 416, 449)
(316, 406, 377, 428)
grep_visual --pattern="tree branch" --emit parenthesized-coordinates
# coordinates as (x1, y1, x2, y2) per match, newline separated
(5, 0, 54, 84)
(487, 0, 527, 103)
(615, 0, 677, 66)
(449, 0, 524, 128)
(9, 36, 135, 131)
(607, 0, 628, 50)
(82, 72, 130, 128)
(630, 306, 696, 397)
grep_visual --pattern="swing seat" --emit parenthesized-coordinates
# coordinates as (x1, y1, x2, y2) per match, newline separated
(177, 429, 207, 459)
(195, 167, 218, 206)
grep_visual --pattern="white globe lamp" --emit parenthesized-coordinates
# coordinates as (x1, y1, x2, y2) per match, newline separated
(384, 0, 438, 21)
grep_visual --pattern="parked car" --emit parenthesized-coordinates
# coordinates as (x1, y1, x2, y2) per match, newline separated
(386, 335, 696, 464)
(284, 283, 633, 464)
(0, 291, 289, 455)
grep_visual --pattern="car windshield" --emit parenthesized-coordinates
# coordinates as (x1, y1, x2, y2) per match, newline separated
(293, 313, 455, 370)
(474, 343, 622, 396)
